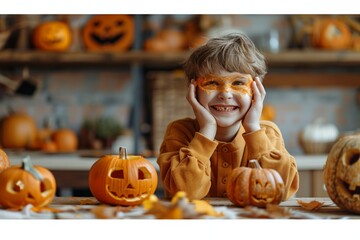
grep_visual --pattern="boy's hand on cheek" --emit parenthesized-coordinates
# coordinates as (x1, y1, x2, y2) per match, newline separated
(243, 77, 265, 133)
(187, 80, 217, 140)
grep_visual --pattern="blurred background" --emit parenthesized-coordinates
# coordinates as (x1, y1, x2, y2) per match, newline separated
(0, 14, 359, 196)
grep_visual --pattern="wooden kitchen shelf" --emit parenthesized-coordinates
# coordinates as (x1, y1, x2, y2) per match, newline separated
(0, 49, 359, 68)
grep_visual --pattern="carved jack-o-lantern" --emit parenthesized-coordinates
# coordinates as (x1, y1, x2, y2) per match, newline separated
(88, 147, 158, 206)
(33, 21, 72, 52)
(323, 135, 360, 214)
(226, 159, 285, 208)
(82, 15, 134, 52)
(0, 156, 56, 209)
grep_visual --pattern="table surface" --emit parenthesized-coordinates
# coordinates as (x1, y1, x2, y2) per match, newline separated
(1, 196, 359, 219)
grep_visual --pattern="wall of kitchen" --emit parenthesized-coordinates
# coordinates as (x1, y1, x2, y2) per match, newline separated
(0, 14, 359, 156)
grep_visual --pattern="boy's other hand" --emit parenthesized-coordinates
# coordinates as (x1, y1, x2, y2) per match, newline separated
(187, 79, 217, 140)
(243, 77, 265, 133)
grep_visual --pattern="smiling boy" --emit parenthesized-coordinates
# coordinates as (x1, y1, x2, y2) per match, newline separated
(157, 33, 299, 200)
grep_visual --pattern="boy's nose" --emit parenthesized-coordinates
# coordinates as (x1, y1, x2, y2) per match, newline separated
(217, 91, 233, 100)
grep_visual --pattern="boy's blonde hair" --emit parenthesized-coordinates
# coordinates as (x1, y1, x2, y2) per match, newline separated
(183, 33, 267, 83)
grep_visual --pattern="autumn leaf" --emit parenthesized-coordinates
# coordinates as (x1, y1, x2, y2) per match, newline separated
(297, 199, 324, 211)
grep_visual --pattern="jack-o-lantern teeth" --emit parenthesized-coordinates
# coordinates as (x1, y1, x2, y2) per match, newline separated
(14, 180, 25, 192)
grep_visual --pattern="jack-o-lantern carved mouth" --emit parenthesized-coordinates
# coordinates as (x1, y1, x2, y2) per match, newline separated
(44, 38, 63, 45)
(340, 180, 360, 199)
(106, 185, 151, 202)
(252, 195, 274, 203)
(90, 33, 124, 45)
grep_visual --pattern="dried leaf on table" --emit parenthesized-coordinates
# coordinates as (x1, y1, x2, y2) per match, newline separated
(237, 204, 292, 219)
(296, 199, 324, 211)
(79, 198, 99, 205)
(91, 205, 135, 219)
(143, 191, 224, 219)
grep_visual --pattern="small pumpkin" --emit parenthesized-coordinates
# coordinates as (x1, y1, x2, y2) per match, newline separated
(82, 15, 134, 52)
(144, 29, 187, 52)
(33, 21, 72, 52)
(51, 128, 78, 152)
(226, 159, 285, 208)
(0, 112, 37, 149)
(88, 146, 158, 206)
(0, 148, 10, 173)
(299, 118, 339, 154)
(0, 156, 56, 209)
(261, 104, 276, 121)
(312, 18, 352, 50)
(323, 134, 360, 214)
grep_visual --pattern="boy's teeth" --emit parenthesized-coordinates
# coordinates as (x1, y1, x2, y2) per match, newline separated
(213, 106, 236, 112)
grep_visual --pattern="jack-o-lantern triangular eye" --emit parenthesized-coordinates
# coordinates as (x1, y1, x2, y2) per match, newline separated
(138, 167, 151, 180)
(116, 20, 124, 27)
(348, 153, 360, 165)
(111, 170, 124, 179)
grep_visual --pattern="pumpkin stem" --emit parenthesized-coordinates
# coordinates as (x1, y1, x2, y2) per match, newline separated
(119, 146, 127, 159)
(248, 159, 262, 169)
(22, 156, 44, 180)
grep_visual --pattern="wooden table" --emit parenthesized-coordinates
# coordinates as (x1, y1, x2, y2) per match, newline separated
(1, 196, 359, 219)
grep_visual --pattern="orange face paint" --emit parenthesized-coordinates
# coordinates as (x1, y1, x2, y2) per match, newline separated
(197, 73, 253, 95)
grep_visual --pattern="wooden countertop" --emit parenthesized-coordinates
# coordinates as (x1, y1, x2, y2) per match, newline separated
(0, 196, 359, 220)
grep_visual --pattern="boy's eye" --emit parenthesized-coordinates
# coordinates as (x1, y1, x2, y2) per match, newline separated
(203, 80, 219, 86)
(232, 80, 245, 86)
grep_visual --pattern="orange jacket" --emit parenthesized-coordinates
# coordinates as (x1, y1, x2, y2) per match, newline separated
(157, 118, 299, 200)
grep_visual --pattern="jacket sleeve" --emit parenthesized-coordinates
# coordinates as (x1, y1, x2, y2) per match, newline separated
(242, 120, 299, 200)
(157, 120, 218, 200)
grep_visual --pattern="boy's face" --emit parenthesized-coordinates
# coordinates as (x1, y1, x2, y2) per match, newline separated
(196, 71, 253, 128)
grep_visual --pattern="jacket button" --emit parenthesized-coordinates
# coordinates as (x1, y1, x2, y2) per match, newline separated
(222, 161, 229, 168)
(222, 147, 228, 152)
(222, 177, 227, 184)
(270, 151, 281, 160)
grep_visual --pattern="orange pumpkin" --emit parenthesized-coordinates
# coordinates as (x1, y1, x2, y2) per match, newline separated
(0, 156, 56, 209)
(0, 113, 37, 149)
(89, 146, 158, 206)
(144, 29, 187, 52)
(33, 21, 72, 52)
(41, 140, 58, 153)
(82, 15, 134, 52)
(226, 159, 285, 208)
(261, 104, 276, 121)
(51, 128, 78, 152)
(312, 18, 352, 50)
(323, 135, 360, 214)
(0, 148, 10, 173)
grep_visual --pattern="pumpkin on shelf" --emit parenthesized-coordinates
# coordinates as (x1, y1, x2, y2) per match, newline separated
(226, 159, 285, 208)
(32, 20, 72, 52)
(323, 134, 360, 214)
(82, 15, 135, 52)
(299, 118, 339, 154)
(88, 146, 158, 206)
(311, 18, 352, 50)
(260, 104, 276, 121)
(144, 29, 187, 52)
(51, 128, 78, 153)
(0, 156, 56, 209)
(0, 148, 10, 173)
(0, 112, 37, 150)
